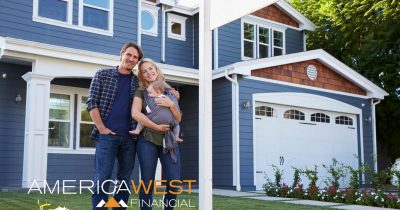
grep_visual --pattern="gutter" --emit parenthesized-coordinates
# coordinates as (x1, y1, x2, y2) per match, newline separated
(224, 70, 241, 191)
(372, 99, 381, 172)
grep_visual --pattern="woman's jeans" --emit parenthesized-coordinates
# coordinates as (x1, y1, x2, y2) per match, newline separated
(137, 135, 181, 210)
(91, 134, 136, 210)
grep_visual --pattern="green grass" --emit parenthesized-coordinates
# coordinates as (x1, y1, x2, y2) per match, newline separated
(0, 191, 334, 210)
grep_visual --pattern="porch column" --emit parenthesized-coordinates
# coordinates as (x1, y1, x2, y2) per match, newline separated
(21, 72, 54, 188)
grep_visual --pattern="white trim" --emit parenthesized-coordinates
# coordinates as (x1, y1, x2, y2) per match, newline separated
(224, 72, 240, 191)
(272, 29, 285, 56)
(213, 49, 388, 99)
(213, 28, 219, 69)
(78, 0, 114, 34)
(243, 15, 288, 31)
(372, 99, 380, 172)
(137, 0, 142, 46)
(22, 72, 54, 188)
(141, 2, 160, 37)
(167, 13, 187, 41)
(275, 0, 316, 31)
(75, 93, 95, 152)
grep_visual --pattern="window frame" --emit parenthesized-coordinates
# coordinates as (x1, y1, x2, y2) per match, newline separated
(311, 112, 330, 123)
(33, 0, 114, 36)
(241, 16, 286, 60)
(335, 116, 354, 126)
(76, 93, 96, 152)
(283, 109, 305, 121)
(272, 29, 285, 56)
(167, 13, 187, 41)
(48, 85, 95, 154)
(78, 0, 114, 34)
(242, 22, 256, 59)
(48, 87, 75, 151)
(140, 2, 159, 37)
(257, 26, 270, 59)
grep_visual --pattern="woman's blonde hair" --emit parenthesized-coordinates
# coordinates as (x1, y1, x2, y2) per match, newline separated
(137, 58, 166, 88)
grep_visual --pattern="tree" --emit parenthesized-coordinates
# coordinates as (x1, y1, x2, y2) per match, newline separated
(290, 0, 400, 166)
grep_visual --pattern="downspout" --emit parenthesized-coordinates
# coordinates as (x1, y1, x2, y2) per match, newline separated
(224, 70, 241, 191)
(137, 0, 141, 46)
(161, 5, 174, 63)
(372, 99, 381, 172)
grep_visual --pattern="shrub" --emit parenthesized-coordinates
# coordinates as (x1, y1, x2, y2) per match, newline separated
(323, 158, 346, 189)
(291, 167, 301, 189)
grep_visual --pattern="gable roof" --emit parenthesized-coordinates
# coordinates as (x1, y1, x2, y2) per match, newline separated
(158, 0, 315, 30)
(213, 49, 388, 99)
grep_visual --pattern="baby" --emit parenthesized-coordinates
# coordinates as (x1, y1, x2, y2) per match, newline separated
(129, 80, 183, 143)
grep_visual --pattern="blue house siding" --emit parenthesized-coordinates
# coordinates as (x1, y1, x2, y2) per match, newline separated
(217, 19, 241, 68)
(193, 14, 199, 69)
(165, 13, 194, 68)
(238, 77, 374, 188)
(212, 78, 233, 187)
(0, 62, 30, 188)
(179, 85, 199, 181)
(141, 6, 162, 62)
(0, 0, 138, 55)
(285, 28, 304, 54)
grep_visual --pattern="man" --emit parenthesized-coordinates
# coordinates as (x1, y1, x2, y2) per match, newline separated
(86, 42, 143, 210)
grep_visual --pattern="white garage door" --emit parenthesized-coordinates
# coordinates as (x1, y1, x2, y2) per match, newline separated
(254, 102, 359, 190)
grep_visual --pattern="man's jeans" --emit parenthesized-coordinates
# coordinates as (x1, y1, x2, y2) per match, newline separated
(92, 134, 136, 210)
(137, 135, 181, 210)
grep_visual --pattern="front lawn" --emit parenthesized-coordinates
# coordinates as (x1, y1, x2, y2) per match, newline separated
(0, 191, 333, 210)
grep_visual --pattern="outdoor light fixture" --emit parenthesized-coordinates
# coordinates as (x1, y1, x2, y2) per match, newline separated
(365, 116, 372, 123)
(15, 93, 22, 104)
(1, 73, 6, 79)
(242, 100, 251, 109)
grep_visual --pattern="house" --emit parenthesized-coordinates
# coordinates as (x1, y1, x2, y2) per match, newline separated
(0, 0, 387, 191)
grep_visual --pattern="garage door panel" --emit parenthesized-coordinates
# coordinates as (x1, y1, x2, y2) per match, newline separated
(255, 102, 359, 190)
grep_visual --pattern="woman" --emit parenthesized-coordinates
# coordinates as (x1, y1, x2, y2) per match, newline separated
(131, 58, 182, 210)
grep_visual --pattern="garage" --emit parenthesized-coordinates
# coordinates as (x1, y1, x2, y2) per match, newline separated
(253, 93, 361, 190)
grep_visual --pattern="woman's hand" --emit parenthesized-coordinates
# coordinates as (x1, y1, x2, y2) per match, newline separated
(170, 88, 180, 100)
(154, 96, 175, 108)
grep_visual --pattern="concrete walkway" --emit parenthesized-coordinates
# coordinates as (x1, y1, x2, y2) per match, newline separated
(191, 189, 398, 210)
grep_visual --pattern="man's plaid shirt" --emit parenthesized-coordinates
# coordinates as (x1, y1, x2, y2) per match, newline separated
(86, 67, 139, 141)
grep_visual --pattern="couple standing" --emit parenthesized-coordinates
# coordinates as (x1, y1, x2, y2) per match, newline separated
(87, 42, 182, 210)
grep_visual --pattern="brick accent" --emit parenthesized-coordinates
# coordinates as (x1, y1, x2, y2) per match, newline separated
(251, 5, 299, 28)
(251, 60, 367, 96)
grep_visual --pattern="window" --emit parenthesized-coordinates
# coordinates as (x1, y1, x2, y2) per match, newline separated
(284, 109, 305, 120)
(78, 96, 95, 148)
(141, 3, 159, 36)
(335, 116, 353, 125)
(33, 0, 113, 35)
(35, 0, 73, 23)
(258, 27, 270, 58)
(255, 106, 275, 117)
(49, 86, 95, 154)
(168, 13, 187, 41)
(311, 113, 330, 123)
(80, 0, 113, 31)
(48, 93, 73, 148)
(273, 30, 284, 56)
(38, 0, 71, 22)
(243, 23, 255, 58)
(242, 20, 285, 60)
